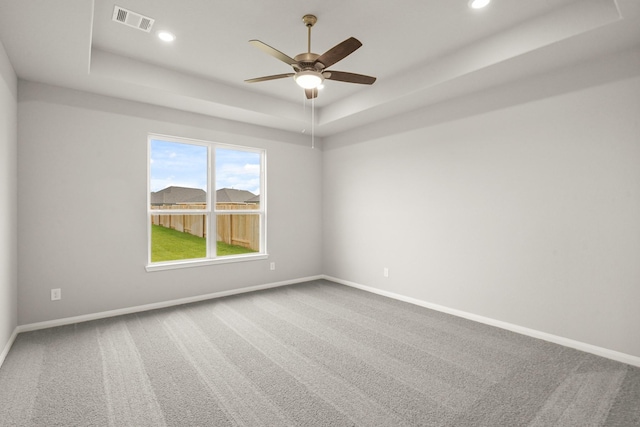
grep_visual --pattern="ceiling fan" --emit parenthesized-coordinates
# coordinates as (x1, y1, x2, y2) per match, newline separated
(245, 14, 376, 99)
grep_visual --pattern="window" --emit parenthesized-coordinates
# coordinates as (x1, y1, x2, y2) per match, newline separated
(147, 134, 266, 271)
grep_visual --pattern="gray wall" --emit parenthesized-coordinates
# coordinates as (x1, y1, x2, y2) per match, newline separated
(0, 40, 17, 354)
(323, 50, 640, 358)
(17, 82, 323, 325)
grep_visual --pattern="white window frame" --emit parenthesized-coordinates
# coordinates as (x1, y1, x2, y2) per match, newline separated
(146, 134, 267, 272)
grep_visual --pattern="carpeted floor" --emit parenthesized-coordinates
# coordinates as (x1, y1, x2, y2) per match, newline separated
(1, 279, 639, 426)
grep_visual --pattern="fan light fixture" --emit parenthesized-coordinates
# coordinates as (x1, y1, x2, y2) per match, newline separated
(245, 14, 376, 99)
(294, 70, 324, 89)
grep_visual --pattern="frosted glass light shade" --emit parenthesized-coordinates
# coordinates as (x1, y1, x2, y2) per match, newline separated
(295, 71, 324, 89)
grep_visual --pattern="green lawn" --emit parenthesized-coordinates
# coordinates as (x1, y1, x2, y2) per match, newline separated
(151, 224, 256, 262)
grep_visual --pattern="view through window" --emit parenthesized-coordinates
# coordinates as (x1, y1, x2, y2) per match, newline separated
(148, 135, 265, 266)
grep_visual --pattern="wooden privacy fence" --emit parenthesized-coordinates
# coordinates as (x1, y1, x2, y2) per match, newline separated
(216, 204, 260, 251)
(151, 203, 260, 251)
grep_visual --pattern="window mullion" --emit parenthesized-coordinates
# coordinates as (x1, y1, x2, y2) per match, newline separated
(209, 145, 215, 258)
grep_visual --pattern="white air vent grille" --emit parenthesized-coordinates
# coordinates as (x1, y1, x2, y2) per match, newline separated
(112, 6, 155, 32)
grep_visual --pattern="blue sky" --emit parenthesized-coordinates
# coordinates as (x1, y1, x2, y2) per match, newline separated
(150, 140, 261, 194)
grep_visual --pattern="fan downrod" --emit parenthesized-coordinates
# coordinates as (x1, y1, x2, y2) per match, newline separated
(302, 14, 317, 54)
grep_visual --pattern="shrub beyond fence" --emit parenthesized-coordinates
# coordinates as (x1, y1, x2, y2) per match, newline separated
(151, 203, 260, 251)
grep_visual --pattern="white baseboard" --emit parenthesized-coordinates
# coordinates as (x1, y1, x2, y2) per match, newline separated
(17, 275, 323, 334)
(0, 327, 19, 369)
(324, 275, 640, 368)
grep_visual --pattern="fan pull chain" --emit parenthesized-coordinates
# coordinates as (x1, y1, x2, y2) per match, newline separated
(301, 89, 315, 149)
(311, 95, 315, 149)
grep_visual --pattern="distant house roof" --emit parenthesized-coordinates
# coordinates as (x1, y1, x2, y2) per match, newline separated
(216, 188, 258, 203)
(150, 186, 206, 205)
(244, 194, 260, 203)
(150, 186, 259, 205)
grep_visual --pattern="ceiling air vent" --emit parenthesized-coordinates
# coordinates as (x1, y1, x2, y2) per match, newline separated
(112, 6, 154, 32)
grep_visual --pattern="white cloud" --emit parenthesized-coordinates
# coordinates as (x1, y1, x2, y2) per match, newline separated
(216, 162, 260, 194)
(244, 163, 260, 174)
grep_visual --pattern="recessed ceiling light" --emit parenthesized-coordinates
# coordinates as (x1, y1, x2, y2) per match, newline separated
(469, 0, 491, 9)
(157, 31, 176, 42)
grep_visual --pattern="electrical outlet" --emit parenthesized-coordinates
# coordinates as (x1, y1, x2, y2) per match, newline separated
(270, 262, 276, 271)
(383, 267, 389, 278)
(51, 288, 61, 301)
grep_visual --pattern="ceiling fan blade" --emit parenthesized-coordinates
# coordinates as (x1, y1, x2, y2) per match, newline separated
(245, 73, 295, 83)
(324, 71, 376, 85)
(305, 88, 318, 99)
(315, 37, 362, 69)
(248, 40, 298, 66)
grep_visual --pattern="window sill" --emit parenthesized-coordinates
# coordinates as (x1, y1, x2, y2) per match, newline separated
(145, 253, 269, 272)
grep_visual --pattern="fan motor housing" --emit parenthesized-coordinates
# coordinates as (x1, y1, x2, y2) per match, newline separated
(294, 53, 324, 70)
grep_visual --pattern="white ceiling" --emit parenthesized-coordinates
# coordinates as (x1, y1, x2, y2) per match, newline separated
(1, 0, 639, 137)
